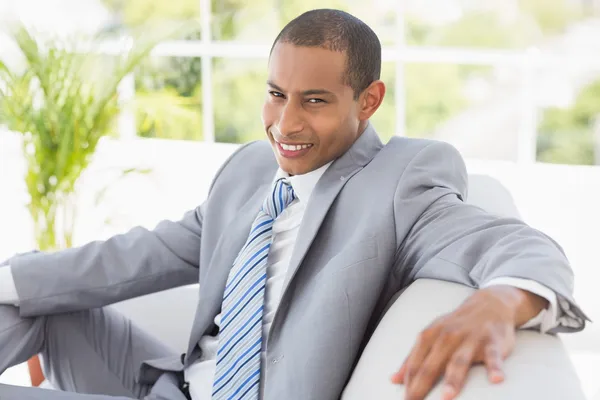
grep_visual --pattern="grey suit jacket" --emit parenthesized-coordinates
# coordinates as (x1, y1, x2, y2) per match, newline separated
(7, 124, 586, 400)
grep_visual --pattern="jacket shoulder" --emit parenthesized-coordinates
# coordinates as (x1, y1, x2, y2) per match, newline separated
(208, 140, 277, 194)
(383, 136, 462, 159)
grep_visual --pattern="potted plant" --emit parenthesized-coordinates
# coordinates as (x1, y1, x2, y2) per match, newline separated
(0, 23, 180, 386)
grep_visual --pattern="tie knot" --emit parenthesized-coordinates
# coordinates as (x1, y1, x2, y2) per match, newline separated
(263, 178, 296, 219)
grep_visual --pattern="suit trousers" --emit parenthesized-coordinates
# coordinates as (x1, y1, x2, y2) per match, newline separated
(0, 305, 187, 400)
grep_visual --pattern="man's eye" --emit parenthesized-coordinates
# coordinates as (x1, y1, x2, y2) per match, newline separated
(269, 91, 284, 98)
(308, 98, 325, 104)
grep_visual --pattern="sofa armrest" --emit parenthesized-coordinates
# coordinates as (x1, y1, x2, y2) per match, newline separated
(342, 279, 586, 400)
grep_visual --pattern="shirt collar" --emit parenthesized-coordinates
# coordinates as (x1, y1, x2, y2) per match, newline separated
(274, 162, 333, 203)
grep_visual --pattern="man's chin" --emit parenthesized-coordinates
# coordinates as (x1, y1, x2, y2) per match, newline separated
(276, 158, 312, 176)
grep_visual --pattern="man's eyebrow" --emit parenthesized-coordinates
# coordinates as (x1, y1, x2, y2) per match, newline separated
(266, 81, 334, 96)
(302, 89, 334, 96)
(267, 81, 285, 92)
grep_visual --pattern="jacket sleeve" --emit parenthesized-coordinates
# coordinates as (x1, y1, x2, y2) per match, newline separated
(9, 204, 203, 317)
(393, 141, 588, 332)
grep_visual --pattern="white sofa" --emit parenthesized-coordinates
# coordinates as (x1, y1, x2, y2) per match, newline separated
(108, 173, 587, 400)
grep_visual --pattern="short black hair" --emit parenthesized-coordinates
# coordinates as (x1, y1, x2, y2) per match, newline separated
(270, 9, 382, 100)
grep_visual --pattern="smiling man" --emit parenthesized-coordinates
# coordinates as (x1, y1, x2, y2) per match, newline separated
(264, 41, 369, 176)
(0, 8, 587, 400)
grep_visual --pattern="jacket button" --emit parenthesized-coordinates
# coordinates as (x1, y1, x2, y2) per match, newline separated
(271, 355, 283, 364)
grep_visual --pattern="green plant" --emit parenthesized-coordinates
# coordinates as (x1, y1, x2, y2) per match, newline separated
(0, 24, 177, 251)
(537, 79, 600, 165)
(136, 87, 203, 140)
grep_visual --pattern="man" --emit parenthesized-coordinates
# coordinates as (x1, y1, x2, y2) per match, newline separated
(0, 8, 587, 400)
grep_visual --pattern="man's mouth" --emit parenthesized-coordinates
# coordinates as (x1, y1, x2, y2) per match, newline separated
(274, 140, 314, 158)
(278, 142, 313, 151)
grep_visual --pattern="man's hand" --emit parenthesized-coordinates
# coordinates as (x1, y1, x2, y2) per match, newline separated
(391, 285, 549, 400)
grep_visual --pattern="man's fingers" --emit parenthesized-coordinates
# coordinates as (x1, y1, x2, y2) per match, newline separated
(392, 325, 440, 385)
(391, 363, 407, 384)
(393, 318, 448, 385)
(391, 340, 428, 385)
(484, 340, 505, 384)
(406, 329, 463, 400)
(442, 339, 479, 400)
(403, 327, 441, 385)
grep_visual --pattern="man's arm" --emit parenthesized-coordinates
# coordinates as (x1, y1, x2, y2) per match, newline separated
(390, 141, 588, 400)
(3, 204, 204, 317)
(2, 141, 259, 318)
(392, 140, 586, 328)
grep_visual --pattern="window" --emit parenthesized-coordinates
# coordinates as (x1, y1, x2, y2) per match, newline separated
(4, 0, 599, 165)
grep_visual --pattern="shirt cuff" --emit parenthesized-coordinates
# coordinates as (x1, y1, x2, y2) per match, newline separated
(0, 264, 20, 306)
(481, 277, 558, 333)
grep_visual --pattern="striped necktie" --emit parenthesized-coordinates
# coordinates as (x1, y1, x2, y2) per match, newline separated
(212, 178, 296, 400)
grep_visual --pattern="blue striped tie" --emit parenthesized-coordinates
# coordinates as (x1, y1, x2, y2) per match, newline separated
(212, 178, 296, 400)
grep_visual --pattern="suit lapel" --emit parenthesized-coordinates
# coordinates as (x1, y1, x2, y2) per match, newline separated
(205, 182, 272, 291)
(280, 168, 355, 294)
(280, 123, 384, 295)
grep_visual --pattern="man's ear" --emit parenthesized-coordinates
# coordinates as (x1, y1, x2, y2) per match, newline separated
(358, 80, 386, 121)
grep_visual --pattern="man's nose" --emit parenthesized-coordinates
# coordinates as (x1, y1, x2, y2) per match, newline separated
(277, 103, 304, 137)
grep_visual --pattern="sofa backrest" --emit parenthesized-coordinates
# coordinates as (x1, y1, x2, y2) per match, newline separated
(466, 173, 521, 219)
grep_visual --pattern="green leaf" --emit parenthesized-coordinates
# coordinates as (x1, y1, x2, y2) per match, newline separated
(0, 22, 171, 250)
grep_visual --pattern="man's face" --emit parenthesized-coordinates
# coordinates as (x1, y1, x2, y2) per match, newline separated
(262, 43, 362, 176)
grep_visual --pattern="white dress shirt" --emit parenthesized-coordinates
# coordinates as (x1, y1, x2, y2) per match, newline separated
(0, 163, 575, 399)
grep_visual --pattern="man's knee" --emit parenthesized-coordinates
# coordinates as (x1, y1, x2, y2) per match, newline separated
(0, 306, 93, 368)
(0, 305, 43, 374)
